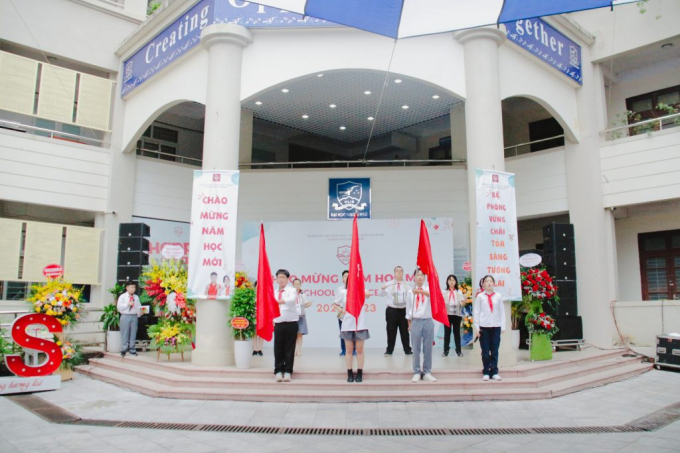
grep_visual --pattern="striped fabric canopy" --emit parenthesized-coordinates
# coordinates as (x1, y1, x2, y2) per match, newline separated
(248, 0, 636, 39)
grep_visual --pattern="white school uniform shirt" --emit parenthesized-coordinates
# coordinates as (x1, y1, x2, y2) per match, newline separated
(295, 291, 310, 316)
(341, 308, 368, 331)
(378, 280, 412, 309)
(273, 285, 299, 323)
(406, 285, 432, 320)
(443, 289, 465, 316)
(473, 291, 506, 331)
(117, 293, 142, 316)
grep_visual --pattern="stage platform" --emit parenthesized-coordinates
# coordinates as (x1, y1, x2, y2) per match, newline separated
(76, 347, 651, 403)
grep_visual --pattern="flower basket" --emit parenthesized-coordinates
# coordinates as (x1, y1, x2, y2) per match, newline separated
(27, 279, 83, 329)
(530, 332, 553, 361)
(141, 259, 196, 325)
(148, 320, 192, 361)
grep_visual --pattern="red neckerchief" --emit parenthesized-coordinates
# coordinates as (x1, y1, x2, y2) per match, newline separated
(486, 292, 495, 312)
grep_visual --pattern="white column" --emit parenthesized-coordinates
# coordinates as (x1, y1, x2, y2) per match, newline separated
(192, 24, 253, 367)
(564, 56, 616, 347)
(454, 28, 515, 367)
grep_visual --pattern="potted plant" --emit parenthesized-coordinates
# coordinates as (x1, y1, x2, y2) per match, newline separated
(148, 319, 192, 361)
(100, 284, 124, 353)
(0, 328, 20, 377)
(526, 312, 559, 361)
(229, 284, 256, 369)
(511, 298, 531, 350)
(55, 336, 83, 381)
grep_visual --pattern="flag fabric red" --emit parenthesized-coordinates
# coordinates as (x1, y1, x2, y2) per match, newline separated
(416, 219, 450, 327)
(256, 224, 280, 341)
(345, 215, 366, 326)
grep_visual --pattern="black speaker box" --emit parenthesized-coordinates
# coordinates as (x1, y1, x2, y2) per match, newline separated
(557, 298, 578, 317)
(117, 251, 149, 267)
(543, 223, 574, 240)
(136, 314, 157, 342)
(546, 264, 577, 281)
(544, 251, 575, 267)
(555, 280, 577, 300)
(119, 237, 150, 253)
(119, 223, 150, 238)
(543, 223, 575, 253)
(117, 265, 142, 282)
(553, 316, 583, 340)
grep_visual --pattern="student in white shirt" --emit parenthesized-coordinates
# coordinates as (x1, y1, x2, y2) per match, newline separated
(406, 268, 437, 383)
(378, 266, 413, 357)
(116, 281, 142, 357)
(442, 274, 465, 358)
(339, 277, 373, 384)
(332, 270, 349, 357)
(273, 269, 298, 382)
(293, 278, 313, 357)
(473, 275, 506, 382)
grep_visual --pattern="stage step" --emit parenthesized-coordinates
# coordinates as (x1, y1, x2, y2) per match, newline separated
(76, 351, 651, 403)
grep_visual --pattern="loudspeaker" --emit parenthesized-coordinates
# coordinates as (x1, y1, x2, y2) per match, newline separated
(557, 298, 578, 317)
(117, 251, 149, 267)
(543, 223, 575, 253)
(555, 280, 577, 300)
(120, 223, 150, 238)
(117, 265, 142, 282)
(544, 251, 575, 267)
(119, 237, 150, 253)
(136, 314, 157, 342)
(545, 264, 577, 281)
(553, 316, 583, 341)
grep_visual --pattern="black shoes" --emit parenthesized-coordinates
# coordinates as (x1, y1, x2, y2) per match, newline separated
(258, 351, 263, 356)
(347, 370, 354, 383)
(130, 351, 138, 356)
(457, 352, 464, 357)
(355, 369, 363, 383)
(405, 351, 414, 356)
(442, 350, 449, 357)
(120, 351, 126, 358)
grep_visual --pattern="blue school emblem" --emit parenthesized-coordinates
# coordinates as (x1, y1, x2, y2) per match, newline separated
(328, 178, 371, 220)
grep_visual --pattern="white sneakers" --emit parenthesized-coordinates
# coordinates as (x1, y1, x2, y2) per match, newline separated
(412, 373, 437, 382)
(422, 373, 437, 382)
(482, 374, 502, 381)
(275, 372, 292, 382)
(283, 373, 292, 382)
(275, 372, 283, 382)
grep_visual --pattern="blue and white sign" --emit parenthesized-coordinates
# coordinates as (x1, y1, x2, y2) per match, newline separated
(505, 18, 582, 85)
(121, 0, 338, 97)
(328, 178, 371, 220)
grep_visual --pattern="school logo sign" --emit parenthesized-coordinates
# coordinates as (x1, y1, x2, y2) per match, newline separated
(336, 245, 351, 265)
(328, 178, 371, 220)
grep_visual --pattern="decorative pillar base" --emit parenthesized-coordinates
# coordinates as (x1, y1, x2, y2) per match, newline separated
(191, 299, 234, 367)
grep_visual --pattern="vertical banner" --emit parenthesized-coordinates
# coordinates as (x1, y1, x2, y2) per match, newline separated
(475, 169, 521, 301)
(187, 170, 239, 300)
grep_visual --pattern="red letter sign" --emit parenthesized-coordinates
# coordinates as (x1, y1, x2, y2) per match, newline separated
(5, 314, 63, 377)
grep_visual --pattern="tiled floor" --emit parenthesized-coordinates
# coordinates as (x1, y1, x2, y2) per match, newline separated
(2, 367, 680, 451)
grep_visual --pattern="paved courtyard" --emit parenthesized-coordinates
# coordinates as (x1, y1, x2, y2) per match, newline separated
(2, 368, 680, 452)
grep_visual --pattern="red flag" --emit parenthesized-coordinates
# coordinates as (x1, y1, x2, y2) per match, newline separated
(256, 224, 280, 341)
(346, 215, 365, 325)
(416, 219, 450, 327)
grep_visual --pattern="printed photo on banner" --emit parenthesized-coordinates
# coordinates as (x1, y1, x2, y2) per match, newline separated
(328, 178, 371, 220)
(474, 169, 521, 301)
(187, 170, 239, 300)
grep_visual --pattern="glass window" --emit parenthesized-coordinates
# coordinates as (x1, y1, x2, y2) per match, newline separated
(631, 98, 653, 113)
(658, 91, 680, 106)
(643, 236, 666, 251)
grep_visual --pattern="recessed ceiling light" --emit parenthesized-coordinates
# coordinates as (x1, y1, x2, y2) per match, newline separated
(302, 114, 309, 119)
(364, 91, 372, 95)
(317, 73, 324, 77)
(329, 104, 337, 108)
(367, 117, 374, 121)
(339, 126, 346, 130)
(281, 88, 289, 93)
(394, 79, 402, 84)
(402, 105, 409, 109)
(432, 95, 440, 99)
(255, 101, 262, 105)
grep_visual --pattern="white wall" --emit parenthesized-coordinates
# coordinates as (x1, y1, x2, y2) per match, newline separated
(601, 129, 680, 207)
(506, 149, 569, 219)
(0, 129, 110, 212)
(132, 157, 193, 222)
(613, 300, 680, 347)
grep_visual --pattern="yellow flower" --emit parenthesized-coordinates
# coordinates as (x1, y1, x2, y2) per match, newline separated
(73, 307, 78, 312)
(56, 341, 62, 346)
(60, 319, 67, 325)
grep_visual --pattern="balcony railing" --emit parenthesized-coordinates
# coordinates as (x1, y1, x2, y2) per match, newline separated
(602, 112, 680, 141)
(239, 158, 466, 169)
(504, 135, 565, 158)
(137, 147, 203, 166)
(0, 119, 110, 147)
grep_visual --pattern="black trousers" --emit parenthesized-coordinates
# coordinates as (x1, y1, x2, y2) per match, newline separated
(274, 321, 298, 374)
(443, 314, 462, 353)
(385, 307, 412, 354)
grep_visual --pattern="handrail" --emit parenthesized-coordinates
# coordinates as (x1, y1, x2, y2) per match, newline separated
(137, 147, 203, 166)
(503, 135, 565, 158)
(0, 119, 110, 147)
(96, 0, 124, 8)
(239, 158, 466, 169)
(602, 112, 680, 140)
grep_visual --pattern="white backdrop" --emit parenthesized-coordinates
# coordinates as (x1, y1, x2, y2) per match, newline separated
(241, 218, 454, 349)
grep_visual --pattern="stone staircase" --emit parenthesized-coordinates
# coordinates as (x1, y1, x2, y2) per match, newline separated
(76, 350, 650, 402)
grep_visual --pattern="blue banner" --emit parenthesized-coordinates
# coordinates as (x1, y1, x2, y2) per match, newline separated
(328, 178, 371, 220)
(121, 0, 337, 97)
(505, 18, 582, 85)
